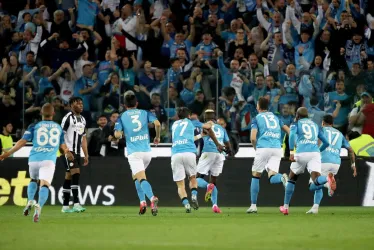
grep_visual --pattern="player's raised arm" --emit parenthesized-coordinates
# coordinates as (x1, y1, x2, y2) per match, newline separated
(0, 139, 27, 160)
(202, 122, 224, 152)
(250, 119, 258, 150)
(0, 124, 35, 160)
(317, 128, 330, 152)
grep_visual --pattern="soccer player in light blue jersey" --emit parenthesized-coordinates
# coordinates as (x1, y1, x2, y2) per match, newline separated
(196, 109, 233, 214)
(306, 115, 357, 214)
(0, 104, 74, 223)
(171, 107, 223, 213)
(247, 97, 290, 214)
(280, 107, 333, 215)
(114, 91, 161, 216)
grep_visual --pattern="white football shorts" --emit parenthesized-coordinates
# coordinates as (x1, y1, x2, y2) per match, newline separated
(252, 148, 283, 173)
(171, 152, 197, 182)
(28, 160, 56, 184)
(197, 152, 225, 176)
(290, 152, 321, 175)
(127, 152, 152, 175)
(321, 163, 340, 176)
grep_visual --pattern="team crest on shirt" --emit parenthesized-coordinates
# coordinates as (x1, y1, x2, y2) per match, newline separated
(72, 124, 85, 135)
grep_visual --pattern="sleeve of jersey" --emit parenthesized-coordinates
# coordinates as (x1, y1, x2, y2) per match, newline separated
(278, 118, 284, 128)
(114, 118, 123, 132)
(22, 124, 35, 142)
(318, 128, 330, 152)
(147, 111, 157, 123)
(59, 127, 65, 145)
(223, 129, 230, 143)
(342, 137, 351, 149)
(250, 118, 258, 130)
(289, 123, 297, 151)
(191, 120, 203, 129)
(61, 115, 70, 133)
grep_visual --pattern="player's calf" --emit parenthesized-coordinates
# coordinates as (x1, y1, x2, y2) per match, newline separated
(33, 180, 51, 222)
(189, 176, 199, 210)
(249, 172, 261, 212)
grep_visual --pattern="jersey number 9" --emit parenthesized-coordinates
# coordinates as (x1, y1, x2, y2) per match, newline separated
(301, 124, 317, 140)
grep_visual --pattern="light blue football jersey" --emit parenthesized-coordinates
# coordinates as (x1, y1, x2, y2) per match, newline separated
(202, 123, 229, 153)
(22, 121, 64, 164)
(289, 118, 329, 153)
(171, 118, 196, 155)
(321, 126, 350, 165)
(251, 112, 283, 149)
(114, 109, 157, 155)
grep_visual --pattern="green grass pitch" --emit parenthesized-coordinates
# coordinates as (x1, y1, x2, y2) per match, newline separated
(1, 206, 373, 250)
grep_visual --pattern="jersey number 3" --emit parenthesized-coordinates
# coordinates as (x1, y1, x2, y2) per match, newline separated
(37, 127, 60, 147)
(131, 115, 142, 132)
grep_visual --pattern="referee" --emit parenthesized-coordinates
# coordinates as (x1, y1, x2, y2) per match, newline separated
(60, 97, 89, 213)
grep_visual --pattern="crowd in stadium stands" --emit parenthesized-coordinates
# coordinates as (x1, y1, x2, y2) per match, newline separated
(0, 0, 374, 156)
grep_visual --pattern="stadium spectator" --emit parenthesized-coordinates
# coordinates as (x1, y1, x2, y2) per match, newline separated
(347, 131, 374, 157)
(1, 0, 374, 148)
(0, 121, 13, 155)
(88, 115, 108, 156)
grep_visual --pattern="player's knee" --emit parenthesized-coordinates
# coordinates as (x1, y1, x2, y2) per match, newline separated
(62, 179, 71, 189)
(210, 176, 218, 186)
(252, 171, 261, 178)
(65, 172, 71, 180)
(71, 173, 80, 184)
(197, 174, 205, 179)
(289, 174, 298, 182)
(40, 182, 50, 188)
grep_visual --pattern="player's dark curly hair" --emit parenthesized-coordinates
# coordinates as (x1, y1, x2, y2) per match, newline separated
(69, 96, 83, 106)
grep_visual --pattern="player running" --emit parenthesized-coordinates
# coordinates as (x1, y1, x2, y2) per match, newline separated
(0, 103, 74, 222)
(280, 107, 332, 215)
(196, 109, 233, 213)
(247, 97, 290, 213)
(114, 91, 161, 216)
(306, 115, 357, 214)
(61, 97, 89, 213)
(171, 107, 223, 213)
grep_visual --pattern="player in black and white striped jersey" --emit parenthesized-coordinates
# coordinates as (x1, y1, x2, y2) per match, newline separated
(60, 97, 89, 213)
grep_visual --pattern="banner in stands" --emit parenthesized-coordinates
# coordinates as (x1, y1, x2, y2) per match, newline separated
(0, 157, 372, 207)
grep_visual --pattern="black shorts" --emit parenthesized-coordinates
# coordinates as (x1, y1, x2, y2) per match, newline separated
(64, 152, 81, 172)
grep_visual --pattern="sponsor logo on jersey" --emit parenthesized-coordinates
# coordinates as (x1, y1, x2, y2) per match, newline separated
(264, 131, 281, 138)
(130, 134, 149, 142)
(325, 147, 340, 154)
(172, 139, 188, 146)
(33, 147, 55, 153)
(299, 139, 318, 145)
